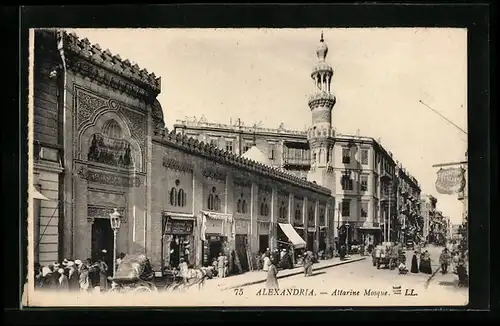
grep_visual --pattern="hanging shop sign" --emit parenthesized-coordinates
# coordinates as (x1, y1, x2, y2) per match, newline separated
(166, 219, 194, 235)
(435, 167, 466, 195)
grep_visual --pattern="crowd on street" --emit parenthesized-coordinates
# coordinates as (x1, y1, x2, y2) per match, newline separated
(34, 249, 125, 292)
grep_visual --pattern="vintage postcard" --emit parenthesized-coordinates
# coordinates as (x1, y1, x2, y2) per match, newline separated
(24, 27, 469, 307)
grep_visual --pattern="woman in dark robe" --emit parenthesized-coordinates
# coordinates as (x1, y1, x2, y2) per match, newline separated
(266, 257, 279, 289)
(410, 252, 419, 273)
(420, 250, 432, 274)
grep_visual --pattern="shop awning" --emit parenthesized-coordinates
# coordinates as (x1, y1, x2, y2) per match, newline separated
(278, 223, 306, 249)
(201, 210, 233, 222)
(31, 185, 49, 201)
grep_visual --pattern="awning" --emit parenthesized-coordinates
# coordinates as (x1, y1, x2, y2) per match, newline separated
(278, 223, 306, 249)
(201, 210, 233, 222)
(163, 212, 195, 220)
(31, 185, 49, 201)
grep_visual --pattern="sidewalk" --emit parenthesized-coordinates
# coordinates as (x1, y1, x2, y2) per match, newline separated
(205, 255, 366, 291)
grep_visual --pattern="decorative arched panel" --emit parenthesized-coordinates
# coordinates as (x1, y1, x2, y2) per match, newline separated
(79, 111, 143, 171)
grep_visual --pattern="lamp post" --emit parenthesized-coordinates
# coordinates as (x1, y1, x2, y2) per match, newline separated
(109, 208, 121, 277)
(345, 222, 350, 255)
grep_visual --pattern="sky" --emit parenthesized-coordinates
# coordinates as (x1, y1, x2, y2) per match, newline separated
(66, 28, 468, 224)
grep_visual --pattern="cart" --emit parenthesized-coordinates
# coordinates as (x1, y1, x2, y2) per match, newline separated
(109, 254, 158, 293)
(374, 242, 399, 270)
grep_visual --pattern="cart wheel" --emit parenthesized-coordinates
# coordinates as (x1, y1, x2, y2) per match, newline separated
(134, 286, 152, 293)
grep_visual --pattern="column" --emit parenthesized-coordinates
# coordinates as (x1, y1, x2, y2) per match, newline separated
(225, 174, 235, 264)
(270, 187, 278, 251)
(314, 200, 320, 253)
(250, 182, 259, 255)
(193, 172, 204, 267)
(325, 201, 331, 252)
(303, 197, 308, 250)
(74, 163, 89, 261)
(288, 193, 293, 224)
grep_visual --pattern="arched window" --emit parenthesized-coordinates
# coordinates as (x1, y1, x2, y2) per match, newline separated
(170, 187, 177, 206)
(102, 119, 123, 139)
(208, 194, 214, 210)
(308, 207, 314, 222)
(236, 193, 247, 214)
(208, 186, 218, 211)
(295, 204, 301, 221)
(279, 201, 287, 219)
(170, 180, 187, 207)
(177, 189, 186, 207)
(215, 195, 221, 211)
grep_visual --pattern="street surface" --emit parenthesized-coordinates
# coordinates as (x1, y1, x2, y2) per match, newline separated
(230, 246, 468, 307)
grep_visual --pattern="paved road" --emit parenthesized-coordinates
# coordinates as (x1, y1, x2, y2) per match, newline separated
(234, 251, 468, 307)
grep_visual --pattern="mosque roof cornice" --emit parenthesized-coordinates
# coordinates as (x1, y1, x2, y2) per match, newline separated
(58, 30, 161, 98)
(153, 129, 331, 196)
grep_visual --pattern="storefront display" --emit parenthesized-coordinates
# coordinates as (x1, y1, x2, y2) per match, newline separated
(161, 215, 194, 269)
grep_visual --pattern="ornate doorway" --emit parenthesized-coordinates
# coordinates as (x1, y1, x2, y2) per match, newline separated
(91, 218, 113, 272)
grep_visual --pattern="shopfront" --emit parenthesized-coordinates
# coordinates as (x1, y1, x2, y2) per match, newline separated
(319, 226, 327, 252)
(161, 214, 194, 269)
(307, 227, 315, 251)
(201, 211, 231, 267)
(258, 221, 271, 253)
(234, 219, 250, 273)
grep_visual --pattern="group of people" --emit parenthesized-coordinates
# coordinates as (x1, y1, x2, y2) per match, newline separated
(210, 252, 229, 278)
(410, 250, 433, 274)
(34, 249, 124, 293)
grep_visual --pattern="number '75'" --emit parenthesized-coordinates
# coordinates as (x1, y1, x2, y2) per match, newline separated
(234, 288, 243, 296)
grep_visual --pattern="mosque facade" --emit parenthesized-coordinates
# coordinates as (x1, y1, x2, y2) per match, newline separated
(31, 29, 335, 271)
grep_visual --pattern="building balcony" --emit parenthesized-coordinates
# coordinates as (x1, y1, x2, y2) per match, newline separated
(283, 157, 311, 167)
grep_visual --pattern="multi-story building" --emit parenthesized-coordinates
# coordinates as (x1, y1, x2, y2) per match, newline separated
(395, 165, 422, 243)
(175, 33, 419, 247)
(420, 194, 437, 243)
(31, 30, 335, 273)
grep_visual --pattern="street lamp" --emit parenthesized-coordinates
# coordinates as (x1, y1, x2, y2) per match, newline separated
(345, 223, 350, 254)
(109, 208, 121, 277)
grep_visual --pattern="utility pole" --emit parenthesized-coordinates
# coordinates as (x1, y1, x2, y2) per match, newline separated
(388, 181, 391, 243)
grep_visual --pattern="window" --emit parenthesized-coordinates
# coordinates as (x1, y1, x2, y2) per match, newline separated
(169, 179, 187, 207)
(207, 186, 220, 211)
(279, 201, 287, 219)
(308, 206, 314, 222)
(361, 149, 369, 165)
(236, 193, 247, 214)
(260, 198, 269, 216)
(319, 209, 325, 225)
(312, 152, 317, 162)
(360, 175, 368, 191)
(295, 204, 302, 221)
(341, 171, 354, 190)
(361, 202, 369, 218)
(268, 143, 276, 160)
(226, 141, 234, 153)
(341, 200, 350, 217)
(243, 143, 252, 154)
(342, 147, 351, 164)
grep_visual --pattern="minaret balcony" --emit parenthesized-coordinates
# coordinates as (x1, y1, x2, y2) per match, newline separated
(308, 92, 336, 109)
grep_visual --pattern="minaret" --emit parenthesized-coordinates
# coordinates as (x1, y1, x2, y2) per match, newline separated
(307, 32, 336, 190)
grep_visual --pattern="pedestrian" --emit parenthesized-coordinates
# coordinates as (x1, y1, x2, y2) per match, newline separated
(266, 256, 279, 289)
(217, 252, 226, 278)
(303, 251, 313, 277)
(67, 261, 80, 292)
(439, 248, 451, 274)
(57, 268, 69, 291)
(179, 258, 189, 284)
(116, 252, 126, 272)
(420, 250, 432, 274)
(97, 250, 109, 291)
(410, 251, 419, 273)
(262, 253, 271, 272)
(75, 260, 89, 292)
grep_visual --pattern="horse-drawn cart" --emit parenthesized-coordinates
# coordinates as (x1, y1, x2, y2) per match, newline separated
(109, 254, 157, 293)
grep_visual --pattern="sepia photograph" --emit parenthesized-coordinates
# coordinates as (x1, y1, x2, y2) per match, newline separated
(25, 27, 469, 307)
